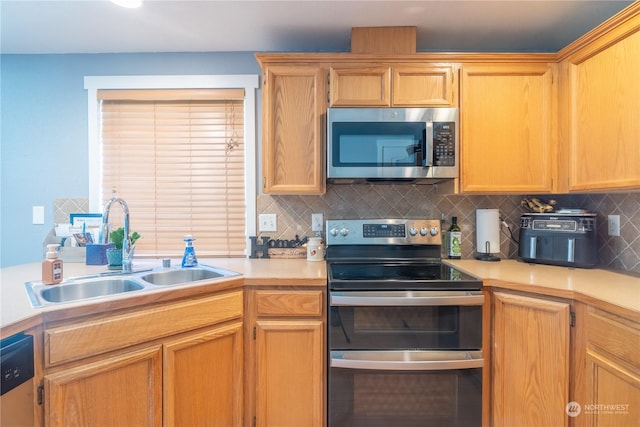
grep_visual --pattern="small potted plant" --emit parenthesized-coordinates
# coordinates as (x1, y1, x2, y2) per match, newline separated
(106, 227, 141, 268)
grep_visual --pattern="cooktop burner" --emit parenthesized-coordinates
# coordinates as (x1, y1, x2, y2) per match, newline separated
(328, 262, 482, 291)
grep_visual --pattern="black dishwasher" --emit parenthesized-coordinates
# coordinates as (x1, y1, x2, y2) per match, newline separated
(1, 333, 35, 427)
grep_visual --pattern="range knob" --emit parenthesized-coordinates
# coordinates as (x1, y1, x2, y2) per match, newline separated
(329, 227, 339, 237)
(430, 227, 439, 236)
(340, 227, 349, 237)
(409, 227, 418, 236)
(420, 228, 428, 236)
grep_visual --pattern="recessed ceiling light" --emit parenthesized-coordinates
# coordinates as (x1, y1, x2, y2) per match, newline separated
(110, 0, 143, 9)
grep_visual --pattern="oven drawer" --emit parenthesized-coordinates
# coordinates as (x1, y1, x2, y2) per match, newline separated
(329, 291, 483, 351)
(329, 351, 482, 427)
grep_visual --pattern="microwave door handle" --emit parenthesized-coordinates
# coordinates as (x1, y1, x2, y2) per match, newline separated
(421, 128, 430, 167)
(331, 350, 484, 371)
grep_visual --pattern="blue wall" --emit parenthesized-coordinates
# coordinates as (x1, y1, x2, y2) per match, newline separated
(0, 52, 260, 267)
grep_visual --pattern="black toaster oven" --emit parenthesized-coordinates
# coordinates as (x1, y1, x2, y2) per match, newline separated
(518, 211, 598, 268)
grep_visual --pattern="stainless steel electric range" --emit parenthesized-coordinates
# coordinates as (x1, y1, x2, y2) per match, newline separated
(326, 218, 484, 427)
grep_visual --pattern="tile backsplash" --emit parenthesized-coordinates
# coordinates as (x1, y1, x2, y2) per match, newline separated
(257, 184, 640, 274)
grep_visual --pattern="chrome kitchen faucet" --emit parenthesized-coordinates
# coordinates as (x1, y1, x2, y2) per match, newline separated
(100, 197, 133, 273)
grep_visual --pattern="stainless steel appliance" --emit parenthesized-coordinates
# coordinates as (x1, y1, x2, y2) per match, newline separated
(518, 210, 598, 268)
(327, 107, 458, 183)
(326, 219, 484, 427)
(1, 333, 35, 427)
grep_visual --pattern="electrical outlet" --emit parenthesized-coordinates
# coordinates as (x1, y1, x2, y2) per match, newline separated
(259, 213, 277, 232)
(311, 213, 323, 232)
(607, 215, 620, 236)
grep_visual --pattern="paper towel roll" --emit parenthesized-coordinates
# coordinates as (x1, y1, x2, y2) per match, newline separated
(476, 209, 500, 261)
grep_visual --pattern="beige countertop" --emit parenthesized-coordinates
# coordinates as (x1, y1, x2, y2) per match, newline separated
(2, 257, 638, 337)
(0, 258, 327, 338)
(446, 259, 640, 319)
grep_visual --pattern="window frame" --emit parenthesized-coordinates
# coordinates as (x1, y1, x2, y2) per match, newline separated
(84, 74, 259, 255)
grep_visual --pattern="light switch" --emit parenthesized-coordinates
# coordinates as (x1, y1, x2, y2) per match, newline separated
(33, 206, 45, 224)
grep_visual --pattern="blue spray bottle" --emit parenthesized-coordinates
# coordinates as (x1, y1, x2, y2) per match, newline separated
(181, 235, 198, 268)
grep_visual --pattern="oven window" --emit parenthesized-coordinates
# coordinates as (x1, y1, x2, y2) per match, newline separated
(330, 367, 482, 427)
(330, 304, 482, 351)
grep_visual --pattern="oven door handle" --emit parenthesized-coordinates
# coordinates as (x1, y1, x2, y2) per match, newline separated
(330, 291, 484, 306)
(331, 350, 483, 371)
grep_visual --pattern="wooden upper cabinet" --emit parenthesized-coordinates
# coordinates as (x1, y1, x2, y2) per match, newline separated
(329, 64, 390, 106)
(392, 64, 457, 106)
(459, 63, 557, 193)
(329, 63, 457, 107)
(561, 24, 640, 192)
(261, 64, 326, 194)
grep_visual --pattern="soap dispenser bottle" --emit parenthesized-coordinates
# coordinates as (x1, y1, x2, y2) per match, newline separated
(42, 244, 64, 285)
(181, 235, 198, 268)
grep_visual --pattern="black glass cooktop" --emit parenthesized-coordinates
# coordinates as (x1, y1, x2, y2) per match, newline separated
(328, 262, 482, 291)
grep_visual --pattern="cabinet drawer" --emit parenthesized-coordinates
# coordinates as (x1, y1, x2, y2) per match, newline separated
(256, 290, 324, 317)
(587, 306, 640, 368)
(45, 291, 243, 366)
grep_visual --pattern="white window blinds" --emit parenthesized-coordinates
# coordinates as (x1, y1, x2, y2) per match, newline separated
(98, 89, 246, 257)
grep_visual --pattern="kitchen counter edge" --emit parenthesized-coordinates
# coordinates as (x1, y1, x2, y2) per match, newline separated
(0, 258, 327, 338)
(446, 259, 640, 321)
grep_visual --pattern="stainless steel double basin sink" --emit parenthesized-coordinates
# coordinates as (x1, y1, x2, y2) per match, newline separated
(25, 265, 240, 307)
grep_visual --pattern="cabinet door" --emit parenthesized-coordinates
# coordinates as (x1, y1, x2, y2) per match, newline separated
(261, 64, 326, 194)
(45, 345, 162, 427)
(255, 320, 324, 427)
(329, 65, 391, 106)
(577, 306, 640, 427)
(392, 64, 457, 106)
(460, 64, 556, 193)
(564, 30, 640, 191)
(164, 322, 243, 427)
(492, 291, 570, 427)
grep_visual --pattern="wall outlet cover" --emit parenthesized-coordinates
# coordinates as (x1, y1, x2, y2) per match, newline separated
(311, 213, 323, 232)
(607, 214, 620, 236)
(259, 213, 277, 232)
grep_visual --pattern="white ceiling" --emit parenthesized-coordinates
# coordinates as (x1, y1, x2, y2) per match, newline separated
(0, 0, 634, 54)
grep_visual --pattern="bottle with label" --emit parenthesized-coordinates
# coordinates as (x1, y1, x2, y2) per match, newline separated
(447, 217, 462, 259)
(181, 235, 198, 268)
(42, 244, 64, 285)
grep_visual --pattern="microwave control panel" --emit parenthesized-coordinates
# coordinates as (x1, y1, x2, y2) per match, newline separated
(432, 122, 456, 166)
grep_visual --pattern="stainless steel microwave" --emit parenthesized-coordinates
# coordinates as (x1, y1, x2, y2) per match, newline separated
(327, 107, 459, 183)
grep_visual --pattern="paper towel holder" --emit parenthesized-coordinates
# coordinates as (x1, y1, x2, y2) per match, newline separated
(475, 208, 501, 262)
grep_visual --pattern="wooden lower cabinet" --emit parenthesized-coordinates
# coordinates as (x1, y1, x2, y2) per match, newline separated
(491, 290, 571, 427)
(573, 303, 640, 427)
(246, 288, 326, 427)
(164, 322, 244, 427)
(42, 291, 244, 427)
(45, 345, 163, 427)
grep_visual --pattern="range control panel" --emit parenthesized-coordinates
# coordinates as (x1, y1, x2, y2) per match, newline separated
(327, 219, 441, 246)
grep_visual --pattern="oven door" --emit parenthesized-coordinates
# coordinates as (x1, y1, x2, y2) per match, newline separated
(329, 351, 482, 427)
(329, 291, 483, 350)
(328, 290, 484, 427)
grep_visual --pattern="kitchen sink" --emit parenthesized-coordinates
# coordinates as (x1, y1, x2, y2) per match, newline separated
(39, 278, 144, 303)
(140, 267, 226, 286)
(24, 264, 240, 307)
